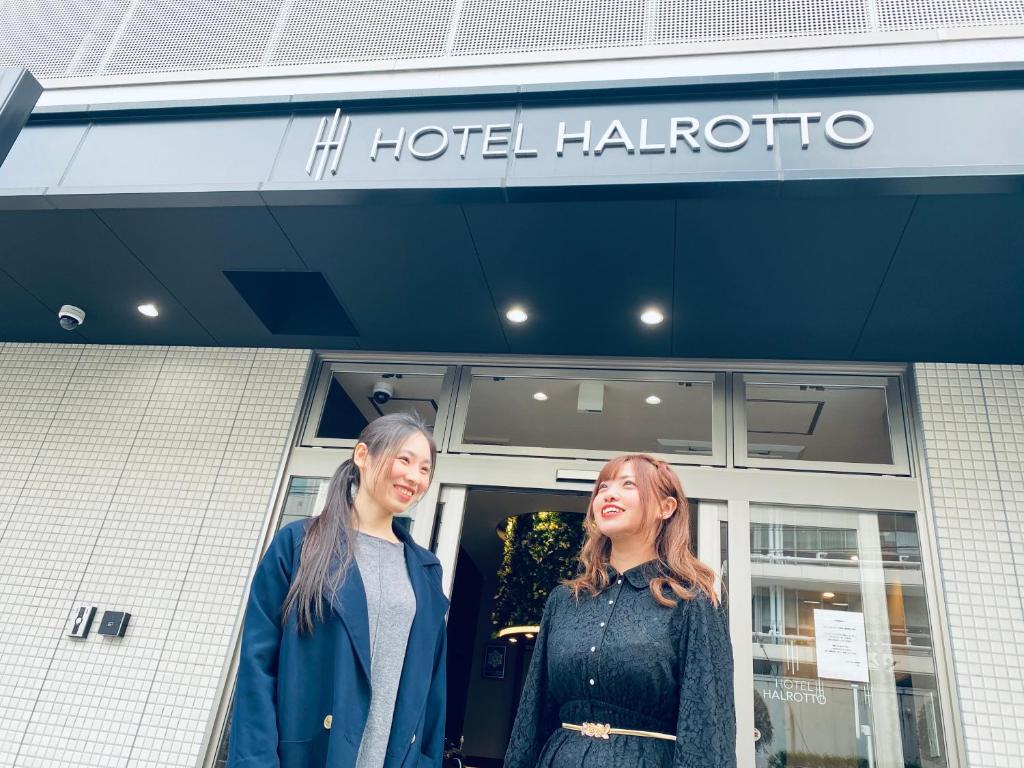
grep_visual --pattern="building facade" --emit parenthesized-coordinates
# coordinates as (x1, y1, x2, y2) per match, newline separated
(0, 3, 1022, 768)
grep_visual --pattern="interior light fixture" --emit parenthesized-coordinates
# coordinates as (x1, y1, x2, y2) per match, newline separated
(497, 625, 541, 642)
(533, 392, 549, 401)
(640, 308, 664, 326)
(822, 592, 836, 599)
(645, 395, 662, 405)
(850, 555, 859, 562)
(137, 303, 159, 318)
(506, 307, 528, 323)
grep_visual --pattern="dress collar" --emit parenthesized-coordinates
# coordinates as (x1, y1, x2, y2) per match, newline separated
(607, 559, 663, 589)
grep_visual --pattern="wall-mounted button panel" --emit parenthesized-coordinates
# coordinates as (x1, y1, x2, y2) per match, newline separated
(97, 611, 131, 637)
(67, 606, 97, 638)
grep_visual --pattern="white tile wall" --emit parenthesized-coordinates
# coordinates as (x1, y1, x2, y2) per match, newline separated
(914, 363, 1024, 768)
(0, 343, 310, 768)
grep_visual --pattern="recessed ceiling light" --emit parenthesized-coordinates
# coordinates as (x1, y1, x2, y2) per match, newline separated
(506, 307, 528, 323)
(822, 591, 835, 599)
(645, 395, 662, 405)
(137, 303, 159, 318)
(640, 308, 664, 326)
(533, 392, 549, 402)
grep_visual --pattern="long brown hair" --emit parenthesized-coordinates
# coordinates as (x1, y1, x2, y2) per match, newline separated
(564, 454, 719, 607)
(282, 412, 437, 634)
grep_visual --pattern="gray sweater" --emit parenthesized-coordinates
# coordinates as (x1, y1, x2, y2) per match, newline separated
(352, 531, 417, 768)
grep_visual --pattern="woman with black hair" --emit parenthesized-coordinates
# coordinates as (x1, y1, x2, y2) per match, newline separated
(228, 413, 448, 768)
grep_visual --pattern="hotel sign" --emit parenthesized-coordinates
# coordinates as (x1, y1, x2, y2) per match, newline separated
(11, 84, 1017, 201)
(306, 107, 873, 180)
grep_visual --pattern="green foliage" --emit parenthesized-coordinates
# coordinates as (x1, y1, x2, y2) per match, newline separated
(491, 511, 585, 631)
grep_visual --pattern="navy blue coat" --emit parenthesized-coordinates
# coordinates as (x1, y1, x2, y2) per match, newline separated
(227, 520, 448, 768)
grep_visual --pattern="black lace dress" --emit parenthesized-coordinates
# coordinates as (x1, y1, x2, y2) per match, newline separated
(504, 562, 736, 768)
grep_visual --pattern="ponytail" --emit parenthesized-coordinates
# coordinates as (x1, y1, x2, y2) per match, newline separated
(282, 458, 359, 634)
(281, 412, 437, 634)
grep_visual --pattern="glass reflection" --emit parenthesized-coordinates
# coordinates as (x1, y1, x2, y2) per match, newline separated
(317, 370, 443, 440)
(463, 375, 713, 455)
(744, 382, 893, 465)
(751, 508, 946, 768)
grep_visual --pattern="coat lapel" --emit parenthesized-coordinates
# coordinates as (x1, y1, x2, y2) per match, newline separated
(395, 524, 448, 653)
(328, 525, 445, 690)
(330, 557, 372, 683)
(403, 544, 447, 661)
(327, 528, 440, 688)
(386, 525, 448, 756)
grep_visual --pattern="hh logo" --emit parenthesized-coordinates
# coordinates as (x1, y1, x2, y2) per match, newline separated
(306, 108, 350, 180)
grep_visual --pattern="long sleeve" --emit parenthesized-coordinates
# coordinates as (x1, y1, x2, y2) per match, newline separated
(227, 527, 296, 768)
(674, 593, 737, 768)
(504, 587, 561, 768)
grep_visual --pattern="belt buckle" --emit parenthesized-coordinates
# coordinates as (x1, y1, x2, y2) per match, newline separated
(580, 722, 612, 739)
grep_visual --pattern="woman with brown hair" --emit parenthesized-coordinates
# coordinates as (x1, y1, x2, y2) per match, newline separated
(504, 454, 735, 768)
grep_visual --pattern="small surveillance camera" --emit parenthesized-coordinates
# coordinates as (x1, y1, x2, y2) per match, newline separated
(58, 305, 86, 331)
(371, 380, 394, 405)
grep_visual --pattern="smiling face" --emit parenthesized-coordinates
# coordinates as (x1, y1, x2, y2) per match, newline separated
(589, 456, 680, 548)
(359, 431, 434, 516)
(591, 461, 647, 541)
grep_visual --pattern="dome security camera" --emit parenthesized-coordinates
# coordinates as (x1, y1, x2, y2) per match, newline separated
(58, 305, 86, 331)
(371, 380, 394, 405)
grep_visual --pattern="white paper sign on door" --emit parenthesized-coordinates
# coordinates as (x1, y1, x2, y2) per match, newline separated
(814, 609, 869, 683)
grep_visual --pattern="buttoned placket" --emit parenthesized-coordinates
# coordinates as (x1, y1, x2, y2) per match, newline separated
(586, 575, 626, 693)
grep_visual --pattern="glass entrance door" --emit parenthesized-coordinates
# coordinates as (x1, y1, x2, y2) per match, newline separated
(747, 505, 948, 768)
(430, 482, 716, 768)
(436, 486, 589, 768)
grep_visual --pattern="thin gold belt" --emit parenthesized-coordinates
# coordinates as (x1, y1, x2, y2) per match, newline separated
(562, 722, 676, 742)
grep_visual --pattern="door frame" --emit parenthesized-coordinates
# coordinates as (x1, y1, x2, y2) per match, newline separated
(401, 453, 922, 768)
(229, 351, 961, 768)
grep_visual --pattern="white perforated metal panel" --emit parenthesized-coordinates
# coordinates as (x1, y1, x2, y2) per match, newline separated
(0, 0, 1022, 80)
(103, 0, 283, 74)
(452, 0, 645, 56)
(0, 0, 131, 77)
(656, 0, 870, 45)
(268, 0, 453, 65)
(879, 0, 1024, 31)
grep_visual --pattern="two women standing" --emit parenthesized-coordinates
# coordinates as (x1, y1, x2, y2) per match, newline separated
(228, 414, 735, 768)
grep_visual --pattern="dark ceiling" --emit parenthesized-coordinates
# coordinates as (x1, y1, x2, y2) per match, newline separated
(0, 192, 1021, 363)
